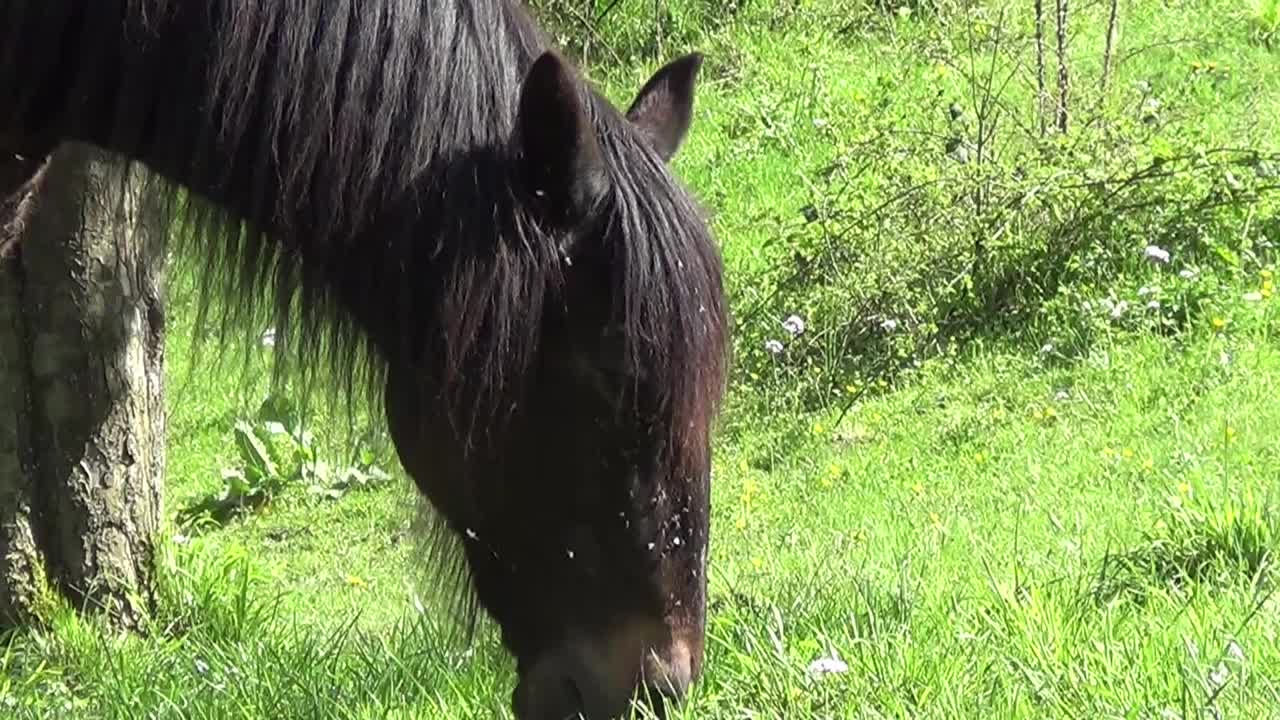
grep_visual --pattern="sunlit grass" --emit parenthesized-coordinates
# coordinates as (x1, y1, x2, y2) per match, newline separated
(4, 0, 1280, 717)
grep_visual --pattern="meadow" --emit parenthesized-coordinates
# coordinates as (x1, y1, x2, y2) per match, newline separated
(4, 0, 1280, 717)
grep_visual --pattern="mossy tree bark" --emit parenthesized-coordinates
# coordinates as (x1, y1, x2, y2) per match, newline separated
(0, 143, 166, 629)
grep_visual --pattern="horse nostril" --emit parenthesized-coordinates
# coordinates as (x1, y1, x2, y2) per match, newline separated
(640, 644, 695, 706)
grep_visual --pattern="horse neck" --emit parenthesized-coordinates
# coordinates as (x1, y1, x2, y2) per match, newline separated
(6, 1, 555, 365)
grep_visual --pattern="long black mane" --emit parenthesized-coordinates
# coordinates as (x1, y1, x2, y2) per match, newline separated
(3, 0, 729, 475)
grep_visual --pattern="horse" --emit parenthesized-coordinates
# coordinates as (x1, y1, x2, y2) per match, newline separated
(0, 1, 730, 718)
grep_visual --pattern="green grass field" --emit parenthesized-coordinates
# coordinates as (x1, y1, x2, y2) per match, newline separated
(4, 0, 1280, 717)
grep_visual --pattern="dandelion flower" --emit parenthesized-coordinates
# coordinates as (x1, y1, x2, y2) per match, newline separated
(1211, 317, 1227, 331)
(345, 574, 367, 588)
(764, 339, 785, 356)
(782, 314, 807, 337)
(807, 657, 849, 677)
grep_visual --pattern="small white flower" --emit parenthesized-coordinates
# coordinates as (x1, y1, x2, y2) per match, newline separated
(782, 314, 807, 337)
(1179, 268, 1198, 280)
(1144, 245, 1171, 265)
(1220, 351, 1232, 366)
(807, 657, 849, 677)
(1209, 662, 1229, 690)
(1055, 390, 1070, 402)
(1110, 300, 1130, 319)
(1080, 301, 1093, 313)
(1244, 291, 1263, 302)
(1040, 342, 1055, 355)
(880, 318, 899, 333)
(194, 658, 210, 675)
(764, 339, 785, 356)
(260, 328, 277, 347)
(1147, 300, 1162, 311)
(1138, 286, 1159, 297)
(1226, 639, 1246, 663)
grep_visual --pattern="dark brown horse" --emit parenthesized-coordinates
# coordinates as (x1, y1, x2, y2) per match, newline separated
(0, 1, 730, 717)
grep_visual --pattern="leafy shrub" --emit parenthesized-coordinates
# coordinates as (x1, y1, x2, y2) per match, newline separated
(726, 4, 1280, 411)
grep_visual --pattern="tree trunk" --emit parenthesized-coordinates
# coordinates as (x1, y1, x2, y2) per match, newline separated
(0, 143, 166, 629)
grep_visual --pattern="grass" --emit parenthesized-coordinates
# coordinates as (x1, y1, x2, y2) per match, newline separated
(4, 0, 1280, 717)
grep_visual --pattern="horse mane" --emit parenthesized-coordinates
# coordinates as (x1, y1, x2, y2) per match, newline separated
(108, 0, 729, 474)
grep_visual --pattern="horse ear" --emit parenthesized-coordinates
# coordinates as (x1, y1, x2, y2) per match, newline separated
(625, 52, 703, 162)
(516, 51, 609, 226)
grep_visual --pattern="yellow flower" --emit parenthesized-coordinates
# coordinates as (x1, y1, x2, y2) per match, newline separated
(912, 482, 925, 496)
(1212, 317, 1227, 331)
(1122, 447, 1135, 460)
(813, 422, 827, 436)
(1225, 426, 1238, 444)
(930, 512, 943, 529)
(345, 574, 366, 588)
(1178, 482, 1191, 495)
(1142, 457, 1154, 471)
(1102, 446, 1117, 459)
(752, 557, 764, 571)
(974, 452, 986, 465)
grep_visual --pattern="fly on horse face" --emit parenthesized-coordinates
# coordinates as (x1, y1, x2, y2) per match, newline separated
(1, 1, 730, 718)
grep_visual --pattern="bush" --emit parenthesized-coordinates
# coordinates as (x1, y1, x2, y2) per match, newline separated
(723, 2, 1280, 411)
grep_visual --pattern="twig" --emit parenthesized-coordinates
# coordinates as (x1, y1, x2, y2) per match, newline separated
(1055, 0, 1071, 133)
(1100, 0, 1119, 93)
(1034, 0, 1048, 137)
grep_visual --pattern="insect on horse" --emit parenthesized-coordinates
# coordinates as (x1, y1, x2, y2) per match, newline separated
(1, 0, 730, 717)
